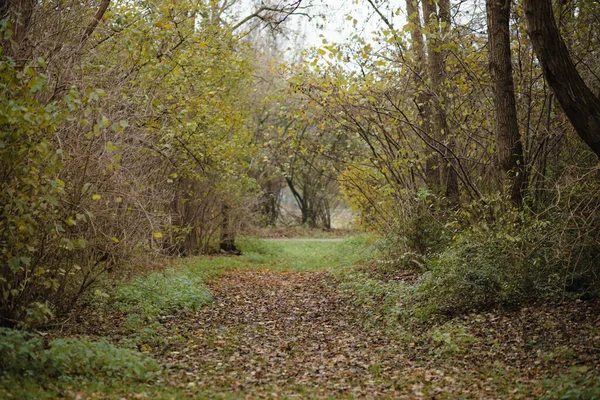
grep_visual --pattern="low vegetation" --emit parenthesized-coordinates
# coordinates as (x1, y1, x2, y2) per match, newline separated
(1, 237, 598, 398)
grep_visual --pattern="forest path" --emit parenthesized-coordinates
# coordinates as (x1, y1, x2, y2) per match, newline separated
(264, 237, 345, 242)
(163, 269, 413, 399)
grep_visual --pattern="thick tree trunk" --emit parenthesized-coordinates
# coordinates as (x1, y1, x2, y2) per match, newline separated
(486, 0, 527, 206)
(422, 0, 459, 204)
(262, 180, 281, 226)
(523, 0, 600, 157)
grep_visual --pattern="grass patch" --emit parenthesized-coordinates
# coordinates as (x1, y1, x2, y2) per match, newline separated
(114, 269, 212, 318)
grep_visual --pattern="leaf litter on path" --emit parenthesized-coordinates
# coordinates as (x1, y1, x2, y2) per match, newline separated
(162, 270, 420, 399)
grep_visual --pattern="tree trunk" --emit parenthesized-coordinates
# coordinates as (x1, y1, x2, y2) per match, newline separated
(523, 0, 600, 157)
(422, 0, 459, 204)
(437, 0, 460, 204)
(5, 0, 35, 63)
(486, 0, 527, 206)
(219, 203, 239, 254)
(80, 0, 111, 45)
(406, 0, 438, 187)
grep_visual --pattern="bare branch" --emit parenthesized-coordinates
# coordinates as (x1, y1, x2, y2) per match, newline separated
(231, 1, 303, 31)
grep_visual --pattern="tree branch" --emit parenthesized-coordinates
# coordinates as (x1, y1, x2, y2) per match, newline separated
(81, 0, 111, 45)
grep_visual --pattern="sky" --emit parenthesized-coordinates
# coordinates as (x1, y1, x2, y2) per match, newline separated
(297, 0, 403, 49)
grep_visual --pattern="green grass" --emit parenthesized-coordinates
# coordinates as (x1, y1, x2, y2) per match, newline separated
(235, 233, 378, 272)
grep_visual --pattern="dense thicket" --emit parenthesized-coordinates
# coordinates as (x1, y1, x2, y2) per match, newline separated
(0, 0, 269, 325)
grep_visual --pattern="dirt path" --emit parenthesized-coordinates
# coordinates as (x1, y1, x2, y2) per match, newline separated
(163, 270, 414, 398)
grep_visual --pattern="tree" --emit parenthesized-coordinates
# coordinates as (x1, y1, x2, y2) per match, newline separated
(485, 0, 526, 205)
(422, 0, 460, 204)
(523, 0, 600, 157)
(406, 0, 436, 187)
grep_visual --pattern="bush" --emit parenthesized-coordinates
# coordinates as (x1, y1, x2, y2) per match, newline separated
(0, 328, 161, 382)
(363, 180, 600, 319)
(416, 198, 600, 316)
(417, 225, 534, 314)
(0, 52, 67, 324)
(114, 268, 212, 317)
(375, 190, 452, 273)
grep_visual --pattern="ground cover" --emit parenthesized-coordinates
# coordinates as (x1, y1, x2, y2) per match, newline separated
(1, 235, 598, 399)
(249, 227, 356, 239)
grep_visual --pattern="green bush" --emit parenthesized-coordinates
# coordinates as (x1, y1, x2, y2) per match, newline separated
(416, 227, 532, 315)
(0, 328, 160, 382)
(363, 185, 600, 319)
(0, 51, 68, 324)
(0, 328, 43, 374)
(114, 268, 211, 317)
(416, 199, 599, 316)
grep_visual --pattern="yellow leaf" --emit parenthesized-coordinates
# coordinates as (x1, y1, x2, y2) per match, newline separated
(111, 237, 120, 243)
(153, 232, 163, 238)
(140, 344, 152, 352)
(92, 194, 101, 200)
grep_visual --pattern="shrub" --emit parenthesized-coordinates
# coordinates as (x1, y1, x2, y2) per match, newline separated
(44, 338, 160, 381)
(375, 190, 452, 273)
(0, 52, 67, 324)
(416, 198, 600, 316)
(0, 327, 161, 382)
(0, 328, 43, 374)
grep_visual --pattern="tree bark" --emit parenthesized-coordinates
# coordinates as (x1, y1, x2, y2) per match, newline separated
(219, 203, 239, 254)
(523, 0, 600, 157)
(486, 0, 527, 206)
(437, 0, 460, 204)
(422, 0, 459, 204)
(80, 0, 111, 45)
(4, 0, 35, 63)
(406, 0, 438, 187)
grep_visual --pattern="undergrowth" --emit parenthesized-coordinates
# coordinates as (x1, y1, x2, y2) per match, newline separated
(114, 269, 212, 318)
(0, 327, 160, 383)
